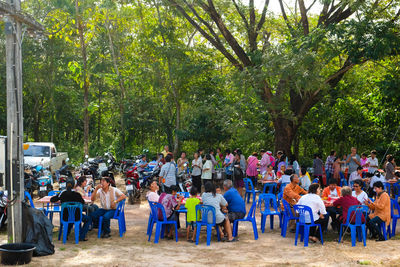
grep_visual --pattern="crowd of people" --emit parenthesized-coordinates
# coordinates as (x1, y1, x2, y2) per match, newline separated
(146, 145, 400, 244)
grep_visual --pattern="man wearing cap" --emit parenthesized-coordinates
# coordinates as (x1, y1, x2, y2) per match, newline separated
(91, 177, 126, 238)
(260, 149, 270, 175)
(51, 177, 91, 241)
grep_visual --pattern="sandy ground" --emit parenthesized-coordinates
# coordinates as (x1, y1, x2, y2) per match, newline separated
(2, 176, 400, 266)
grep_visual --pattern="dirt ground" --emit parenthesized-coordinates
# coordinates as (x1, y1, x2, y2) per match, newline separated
(2, 175, 400, 267)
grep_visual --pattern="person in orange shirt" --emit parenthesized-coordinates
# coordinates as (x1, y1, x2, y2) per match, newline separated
(322, 180, 341, 199)
(283, 174, 307, 232)
(322, 179, 342, 232)
(364, 181, 391, 241)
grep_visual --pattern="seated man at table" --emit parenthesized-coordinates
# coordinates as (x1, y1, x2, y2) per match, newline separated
(223, 179, 246, 223)
(330, 186, 361, 232)
(50, 177, 91, 241)
(283, 174, 307, 232)
(90, 177, 126, 238)
(158, 185, 184, 239)
(322, 179, 341, 231)
(297, 184, 328, 242)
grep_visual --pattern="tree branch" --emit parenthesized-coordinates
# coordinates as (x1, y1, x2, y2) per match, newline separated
(298, 0, 309, 35)
(278, 0, 295, 37)
(231, 0, 249, 30)
(249, 0, 257, 51)
(199, 0, 252, 66)
(256, 0, 269, 32)
(167, 0, 243, 69)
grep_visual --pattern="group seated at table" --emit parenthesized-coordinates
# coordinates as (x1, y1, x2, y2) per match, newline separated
(146, 172, 394, 245)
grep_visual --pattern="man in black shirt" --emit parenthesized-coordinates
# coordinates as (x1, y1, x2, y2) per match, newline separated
(51, 178, 91, 241)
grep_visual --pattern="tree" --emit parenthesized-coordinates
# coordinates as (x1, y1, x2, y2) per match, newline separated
(165, 0, 400, 155)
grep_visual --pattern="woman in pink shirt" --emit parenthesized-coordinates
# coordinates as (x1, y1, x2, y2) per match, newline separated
(246, 152, 259, 188)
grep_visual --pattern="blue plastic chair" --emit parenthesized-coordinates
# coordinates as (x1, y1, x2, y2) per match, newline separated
(58, 202, 83, 244)
(262, 183, 277, 194)
(24, 191, 47, 214)
(385, 182, 393, 197)
(148, 201, 178, 243)
(338, 205, 368, 247)
(233, 202, 258, 240)
(243, 178, 261, 204)
(281, 199, 298, 237)
(24, 191, 36, 208)
(259, 193, 281, 232)
(46, 190, 61, 223)
(147, 200, 157, 236)
(98, 199, 126, 238)
(195, 205, 221, 246)
(391, 199, 400, 237)
(293, 205, 323, 247)
(312, 178, 319, 184)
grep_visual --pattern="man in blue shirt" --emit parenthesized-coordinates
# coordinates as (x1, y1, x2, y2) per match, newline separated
(223, 179, 246, 222)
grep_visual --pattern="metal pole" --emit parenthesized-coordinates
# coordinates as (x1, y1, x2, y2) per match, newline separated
(5, 0, 24, 243)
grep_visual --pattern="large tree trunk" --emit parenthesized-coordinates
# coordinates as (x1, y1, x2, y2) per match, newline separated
(76, 0, 90, 155)
(272, 117, 296, 156)
(105, 12, 126, 150)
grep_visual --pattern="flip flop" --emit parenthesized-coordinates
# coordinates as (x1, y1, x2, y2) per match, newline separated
(226, 238, 237, 242)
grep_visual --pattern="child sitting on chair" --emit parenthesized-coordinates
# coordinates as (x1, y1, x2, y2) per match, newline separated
(185, 186, 201, 242)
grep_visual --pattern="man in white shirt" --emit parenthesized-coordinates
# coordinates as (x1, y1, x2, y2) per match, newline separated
(367, 150, 379, 174)
(297, 184, 328, 242)
(348, 166, 363, 184)
(91, 177, 126, 238)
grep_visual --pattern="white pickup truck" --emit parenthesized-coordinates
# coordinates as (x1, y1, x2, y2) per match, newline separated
(23, 142, 68, 173)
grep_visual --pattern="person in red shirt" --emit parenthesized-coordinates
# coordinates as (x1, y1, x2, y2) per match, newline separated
(330, 186, 361, 233)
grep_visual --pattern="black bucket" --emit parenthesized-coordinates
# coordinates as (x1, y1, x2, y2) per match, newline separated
(0, 243, 36, 265)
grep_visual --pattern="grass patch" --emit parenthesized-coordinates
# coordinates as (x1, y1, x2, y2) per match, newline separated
(59, 247, 66, 251)
(357, 260, 372, 265)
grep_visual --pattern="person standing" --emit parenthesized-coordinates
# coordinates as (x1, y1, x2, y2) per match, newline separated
(346, 147, 361, 175)
(232, 153, 245, 196)
(177, 151, 188, 173)
(223, 149, 234, 180)
(159, 155, 177, 193)
(201, 154, 213, 186)
(209, 149, 218, 179)
(215, 148, 223, 168)
(191, 152, 203, 192)
(367, 150, 379, 174)
(246, 152, 259, 188)
(313, 154, 324, 187)
(385, 155, 396, 181)
(259, 149, 270, 176)
(325, 150, 336, 184)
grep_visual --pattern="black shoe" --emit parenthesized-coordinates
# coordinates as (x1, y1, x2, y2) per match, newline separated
(290, 229, 296, 233)
(101, 233, 111, 238)
(375, 237, 385, 242)
(79, 237, 88, 241)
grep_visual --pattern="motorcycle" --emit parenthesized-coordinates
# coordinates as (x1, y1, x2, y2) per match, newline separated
(124, 166, 140, 204)
(37, 168, 53, 198)
(0, 190, 7, 229)
(177, 163, 192, 192)
(56, 158, 73, 191)
(24, 165, 38, 196)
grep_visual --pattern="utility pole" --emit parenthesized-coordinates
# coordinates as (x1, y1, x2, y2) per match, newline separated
(1, 0, 44, 243)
